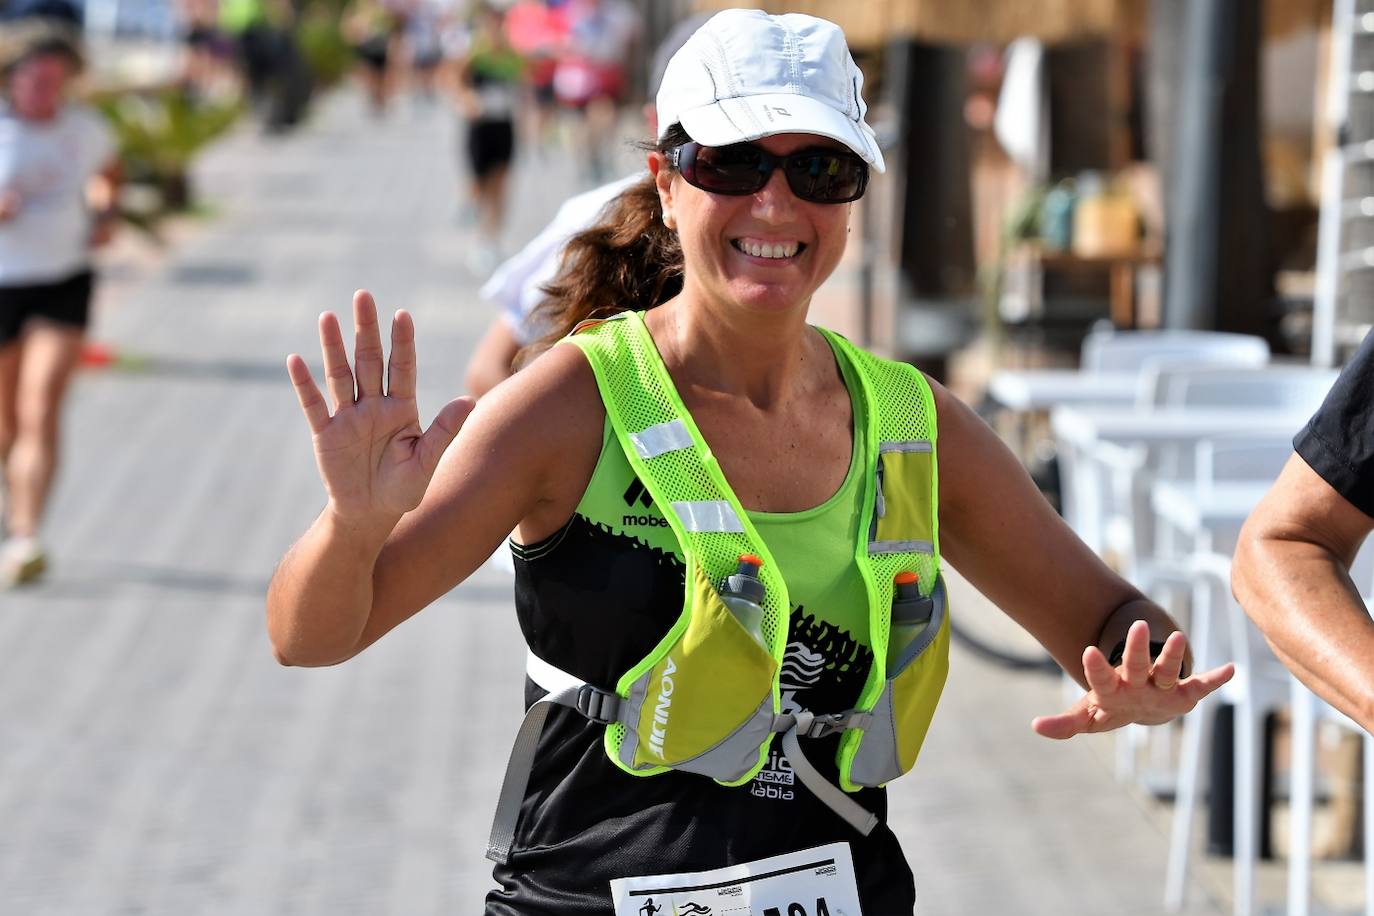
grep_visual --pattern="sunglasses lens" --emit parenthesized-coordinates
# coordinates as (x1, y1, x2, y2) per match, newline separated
(686, 143, 768, 194)
(676, 143, 868, 203)
(785, 152, 867, 203)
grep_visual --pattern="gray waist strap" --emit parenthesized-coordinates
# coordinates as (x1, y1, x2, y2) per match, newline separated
(487, 654, 878, 863)
(486, 654, 622, 864)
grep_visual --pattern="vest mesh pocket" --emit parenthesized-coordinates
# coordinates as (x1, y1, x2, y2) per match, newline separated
(616, 562, 778, 782)
(847, 580, 950, 788)
(871, 442, 935, 554)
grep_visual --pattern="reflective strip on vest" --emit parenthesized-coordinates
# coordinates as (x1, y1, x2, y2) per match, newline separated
(672, 500, 744, 533)
(630, 420, 693, 459)
(869, 538, 935, 555)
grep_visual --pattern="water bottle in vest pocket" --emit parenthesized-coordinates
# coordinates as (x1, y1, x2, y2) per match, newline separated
(612, 560, 779, 783)
(846, 575, 950, 788)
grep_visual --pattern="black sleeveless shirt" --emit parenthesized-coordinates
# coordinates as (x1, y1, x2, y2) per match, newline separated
(485, 408, 918, 914)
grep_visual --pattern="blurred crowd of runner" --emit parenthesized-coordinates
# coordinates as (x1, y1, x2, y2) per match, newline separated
(172, 0, 642, 262)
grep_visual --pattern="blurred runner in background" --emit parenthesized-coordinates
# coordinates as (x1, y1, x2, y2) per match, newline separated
(220, 0, 310, 130)
(343, 0, 401, 116)
(0, 19, 119, 585)
(400, 0, 445, 104)
(465, 11, 706, 397)
(453, 0, 523, 272)
(503, 0, 566, 154)
(553, 0, 639, 184)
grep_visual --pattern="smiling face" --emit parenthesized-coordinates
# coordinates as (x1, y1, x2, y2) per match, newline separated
(651, 132, 852, 319)
(7, 52, 74, 123)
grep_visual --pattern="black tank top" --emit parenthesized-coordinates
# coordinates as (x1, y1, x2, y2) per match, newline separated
(485, 365, 917, 914)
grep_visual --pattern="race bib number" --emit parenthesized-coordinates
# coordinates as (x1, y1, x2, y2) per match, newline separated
(609, 842, 862, 916)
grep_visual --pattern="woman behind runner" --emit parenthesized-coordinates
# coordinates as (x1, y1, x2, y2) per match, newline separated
(0, 20, 118, 586)
(454, 1, 523, 271)
(269, 11, 1232, 912)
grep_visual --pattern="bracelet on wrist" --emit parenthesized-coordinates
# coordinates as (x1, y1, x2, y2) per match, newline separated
(1106, 637, 1190, 679)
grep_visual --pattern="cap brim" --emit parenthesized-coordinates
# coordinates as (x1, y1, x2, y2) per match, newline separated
(678, 93, 885, 173)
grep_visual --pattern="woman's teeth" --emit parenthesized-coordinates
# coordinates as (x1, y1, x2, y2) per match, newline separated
(733, 239, 801, 259)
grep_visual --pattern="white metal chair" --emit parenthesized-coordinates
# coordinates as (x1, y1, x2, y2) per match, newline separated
(1165, 499, 1374, 915)
(1283, 551, 1374, 916)
(1108, 367, 1336, 590)
(1146, 365, 1341, 412)
(1286, 682, 1374, 916)
(1150, 436, 1295, 915)
(1163, 552, 1294, 916)
(1080, 328, 1270, 374)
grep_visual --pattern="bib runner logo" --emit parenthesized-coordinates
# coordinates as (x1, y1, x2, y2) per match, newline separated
(623, 478, 668, 528)
(647, 656, 678, 759)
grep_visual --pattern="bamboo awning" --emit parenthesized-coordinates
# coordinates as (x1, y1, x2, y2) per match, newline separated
(692, 0, 1327, 50)
(692, 0, 1147, 48)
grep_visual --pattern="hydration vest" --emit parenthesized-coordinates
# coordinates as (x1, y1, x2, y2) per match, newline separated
(487, 310, 950, 863)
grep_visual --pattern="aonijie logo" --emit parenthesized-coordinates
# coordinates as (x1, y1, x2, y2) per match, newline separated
(646, 656, 678, 759)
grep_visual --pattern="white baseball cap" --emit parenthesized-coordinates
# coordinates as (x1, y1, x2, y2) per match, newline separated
(655, 9, 885, 173)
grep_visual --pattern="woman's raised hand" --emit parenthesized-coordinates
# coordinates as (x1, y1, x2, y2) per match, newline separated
(287, 290, 474, 528)
(1031, 620, 1235, 739)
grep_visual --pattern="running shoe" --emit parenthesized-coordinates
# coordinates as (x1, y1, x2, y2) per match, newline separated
(0, 537, 46, 587)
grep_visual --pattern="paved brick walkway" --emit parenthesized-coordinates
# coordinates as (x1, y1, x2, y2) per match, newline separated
(0, 89, 1241, 915)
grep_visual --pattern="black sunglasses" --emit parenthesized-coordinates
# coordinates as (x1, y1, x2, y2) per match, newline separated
(667, 141, 869, 204)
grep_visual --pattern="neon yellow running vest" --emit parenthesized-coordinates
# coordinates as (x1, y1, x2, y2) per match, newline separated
(487, 310, 949, 863)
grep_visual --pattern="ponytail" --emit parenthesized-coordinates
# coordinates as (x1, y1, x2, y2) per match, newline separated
(518, 125, 692, 365)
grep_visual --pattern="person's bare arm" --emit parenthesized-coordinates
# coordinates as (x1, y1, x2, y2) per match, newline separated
(87, 159, 122, 247)
(1233, 453, 1374, 730)
(464, 318, 521, 396)
(931, 380, 1231, 737)
(267, 291, 600, 666)
(934, 381, 1178, 677)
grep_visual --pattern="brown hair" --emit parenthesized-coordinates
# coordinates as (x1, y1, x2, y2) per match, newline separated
(517, 124, 693, 366)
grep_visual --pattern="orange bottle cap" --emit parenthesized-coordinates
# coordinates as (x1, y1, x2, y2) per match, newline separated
(739, 553, 763, 567)
(894, 571, 919, 585)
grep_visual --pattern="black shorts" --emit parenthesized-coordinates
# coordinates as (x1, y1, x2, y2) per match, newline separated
(353, 37, 389, 72)
(467, 119, 515, 178)
(0, 270, 94, 347)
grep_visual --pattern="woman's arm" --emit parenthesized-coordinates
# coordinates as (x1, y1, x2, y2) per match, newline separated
(1233, 454, 1374, 730)
(932, 381, 1175, 677)
(87, 159, 122, 247)
(930, 380, 1231, 736)
(267, 291, 601, 666)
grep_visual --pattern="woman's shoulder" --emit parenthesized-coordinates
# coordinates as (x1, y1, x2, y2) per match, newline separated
(468, 340, 605, 462)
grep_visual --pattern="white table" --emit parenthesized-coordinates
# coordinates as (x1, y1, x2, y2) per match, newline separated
(1051, 407, 1307, 559)
(988, 369, 1140, 411)
(1051, 406, 1310, 452)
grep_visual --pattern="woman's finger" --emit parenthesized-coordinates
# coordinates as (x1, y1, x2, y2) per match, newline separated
(417, 396, 476, 477)
(318, 311, 355, 411)
(1031, 706, 1094, 741)
(286, 354, 330, 434)
(1180, 663, 1237, 703)
(1150, 631, 1188, 691)
(387, 310, 417, 401)
(1082, 644, 1118, 696)
(353, 290, 386, 400)
(1118, 619, 1153, 688)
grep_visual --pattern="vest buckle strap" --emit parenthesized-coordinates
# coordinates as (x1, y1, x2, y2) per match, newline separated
(776, 709, 871, 740)
(576, 684, 621, 725)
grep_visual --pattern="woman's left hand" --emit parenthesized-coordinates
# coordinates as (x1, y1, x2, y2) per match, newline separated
(1032, 620, 1234, 739)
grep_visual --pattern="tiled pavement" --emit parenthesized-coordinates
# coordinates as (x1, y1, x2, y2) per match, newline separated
(0, 88, 1256, 915)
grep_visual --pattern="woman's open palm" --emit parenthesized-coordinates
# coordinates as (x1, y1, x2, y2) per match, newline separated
(1032, 620, 1235, 740)
(287, 290, 474, 524)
